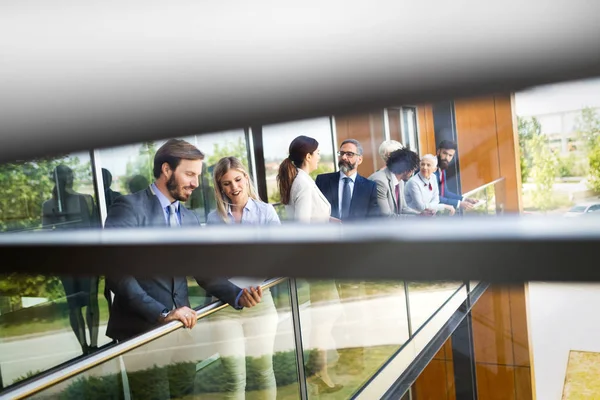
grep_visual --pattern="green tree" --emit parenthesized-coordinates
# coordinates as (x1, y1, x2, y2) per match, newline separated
(575, 107, 600, 192)
(528, 133, 558, 211)
(207, 137, 248, 167)
(518, 116, 542, 183)
(575, 107, 600, 154)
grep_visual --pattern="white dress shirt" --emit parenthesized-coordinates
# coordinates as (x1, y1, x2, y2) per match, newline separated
(338, 171, 357, 214)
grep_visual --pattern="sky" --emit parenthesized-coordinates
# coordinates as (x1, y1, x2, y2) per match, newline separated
(515, 77, 600, 116)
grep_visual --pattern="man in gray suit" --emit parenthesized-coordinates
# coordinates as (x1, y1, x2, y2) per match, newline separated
(105, 138, 262, 342)
(369, 147, 434, 217)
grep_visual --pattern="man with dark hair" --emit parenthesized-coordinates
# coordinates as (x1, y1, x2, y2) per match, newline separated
(104, 138, 264, 397)
(369, 148, 434, 217)
(105, 138, 262, 341)
(434, 140, 477, 210)
(316, 138, 380, 220)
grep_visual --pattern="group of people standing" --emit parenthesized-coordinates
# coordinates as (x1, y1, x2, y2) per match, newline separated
(96, 134, 474, 398)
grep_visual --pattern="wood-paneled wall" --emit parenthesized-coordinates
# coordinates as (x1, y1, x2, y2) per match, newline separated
(453, 94, 522, 212)
(471, 284, 533, 400)
(335, 111, 385, 177)
(417, 104, 436, 155)
(412, 338, 456, 400)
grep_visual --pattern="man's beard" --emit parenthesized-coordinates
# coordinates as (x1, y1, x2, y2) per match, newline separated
(167, 174, 193, 202)
(338, 160, 356, 173)
(437, 156, 449, 170)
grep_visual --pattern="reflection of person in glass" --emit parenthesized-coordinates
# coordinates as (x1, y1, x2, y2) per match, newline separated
(207, 157, 279, 399)
(127, 174, 149, 194)
(42, 164, 100, 355)
(277, 136, 344, 394)
(101, 168, 122, 210)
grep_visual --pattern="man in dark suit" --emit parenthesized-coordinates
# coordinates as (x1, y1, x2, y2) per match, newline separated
(434, 140, 478, 211)
(104, 138, 262, 341)
(315, 138, 380, 221)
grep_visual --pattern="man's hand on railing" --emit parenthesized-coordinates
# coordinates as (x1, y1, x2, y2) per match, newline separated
(459, 201, 474, 210)
(159, 306, 197, 329)
(239, 286, 263, 308)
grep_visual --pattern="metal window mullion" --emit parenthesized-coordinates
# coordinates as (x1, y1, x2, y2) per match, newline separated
(288, 278, 308, 400)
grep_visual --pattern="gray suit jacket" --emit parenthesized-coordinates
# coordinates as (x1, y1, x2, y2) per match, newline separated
(368, 168, 419, 217)
(104, 186, 241, 341)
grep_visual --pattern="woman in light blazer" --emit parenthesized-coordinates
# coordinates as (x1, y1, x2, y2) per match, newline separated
(277, 135, 336, 223)
(277, 135, 343, 394)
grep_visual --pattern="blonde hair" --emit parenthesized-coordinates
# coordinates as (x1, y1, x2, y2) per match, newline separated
(379, 140, 404, 162)
(420, 153, 438, 166)
(213, 157, 261, 223)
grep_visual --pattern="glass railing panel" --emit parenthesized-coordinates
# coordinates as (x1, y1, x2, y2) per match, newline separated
(462, 178, 506, 217)
(22, 279, 300, 400)
(0, 274, 113, 388)
(407, 281, 464, 335)
(299, 279, 410, 398)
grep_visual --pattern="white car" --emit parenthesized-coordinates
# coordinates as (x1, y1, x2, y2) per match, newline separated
(564, 202, 600, 217)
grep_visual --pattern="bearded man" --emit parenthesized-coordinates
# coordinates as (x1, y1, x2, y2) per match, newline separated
(104, 138, 262, 342)
(315, 138, 380, 221)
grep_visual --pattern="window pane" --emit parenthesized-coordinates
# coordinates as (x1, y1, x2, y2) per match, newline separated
(96, 130, 248, 224)
(262, 117, 335, 205)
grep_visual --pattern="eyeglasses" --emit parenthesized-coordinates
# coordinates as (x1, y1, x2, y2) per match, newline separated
(337, 151, 360, 158)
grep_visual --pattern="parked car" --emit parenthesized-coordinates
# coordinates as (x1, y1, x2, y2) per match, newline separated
(564, 201, 600, 217)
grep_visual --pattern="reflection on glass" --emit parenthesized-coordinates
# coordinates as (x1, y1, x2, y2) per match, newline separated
(28, 280, 300, 400)
(408, 281, 463, 334)
(262, 117, 335, 207)
(301, 280, 410, 398)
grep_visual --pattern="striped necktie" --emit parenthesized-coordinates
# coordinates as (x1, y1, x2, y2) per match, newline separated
(168, 203, 179, 227)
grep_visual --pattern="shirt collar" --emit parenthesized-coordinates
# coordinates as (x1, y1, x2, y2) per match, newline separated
(387, 168, 399, 187)
(417, 172, 431, 183)
(339, 171, 357, 182)
(151, 182, 180, 211)
(226, 197, 256, 216)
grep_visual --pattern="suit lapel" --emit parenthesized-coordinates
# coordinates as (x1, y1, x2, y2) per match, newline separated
(384, 169, 398, 213)
(350, 175, 364, 214)
(180, 205, 199, 226)
(145, 187, 167, 227)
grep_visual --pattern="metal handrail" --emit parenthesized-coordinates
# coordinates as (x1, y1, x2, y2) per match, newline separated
(0, 277, 288, 400)
(462, 177, 505, 199)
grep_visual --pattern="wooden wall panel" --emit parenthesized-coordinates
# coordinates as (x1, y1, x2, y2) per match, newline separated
(413, 358, 455, 400)
(454, 97, 501, 193)
(472, 286, 514, 365)
(335, 111, 385, 177)
(472, 284, 534, 400)
(509, 285, 531, 367)
(515, 366, 533, 400)
(476, 365, 516, 400)
(417, 104, 436, 155)
(495, 93, 523, 213)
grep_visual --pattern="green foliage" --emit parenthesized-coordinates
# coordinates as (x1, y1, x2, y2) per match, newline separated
(528, 134, 559, 211)
(56, 351, 299, 399)
(575, 107, 600, 154)
(124, 142, 156, 193)
(0, 155, 89, 232)
(587, 145, 600, 193)
(518, 116, 542, 183)
(557, 153, 588, 178)
(207, 137, 248, 167)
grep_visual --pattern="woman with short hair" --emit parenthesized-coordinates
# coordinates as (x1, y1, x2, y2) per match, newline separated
(405, 154, 456, 215)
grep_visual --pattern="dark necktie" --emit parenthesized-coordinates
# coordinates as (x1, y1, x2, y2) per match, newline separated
(440, 170, 445, 197)
(395, 183, 401, 213)
(341, 177, 351, 220)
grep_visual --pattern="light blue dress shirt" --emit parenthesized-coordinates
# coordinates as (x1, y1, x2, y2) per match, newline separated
(206, 198, 281, 225)
(151, 183, 181, 225)
(207, 197, 280, 306)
